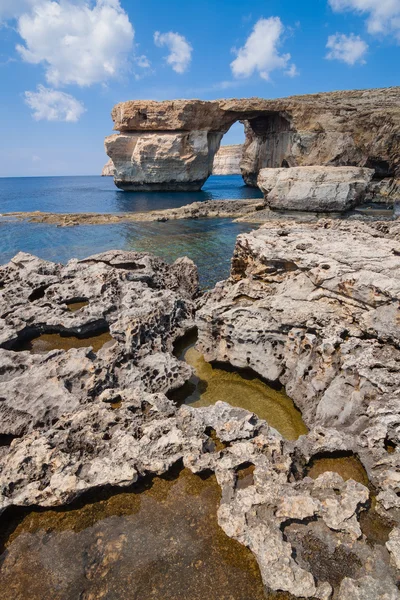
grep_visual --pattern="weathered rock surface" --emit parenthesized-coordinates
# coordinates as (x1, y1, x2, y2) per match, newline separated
(212, 144, 242, 175)
(105, 87, 400, 193)
(1, 239, 400, 597)
(258, 166, 374, 212)
(105, 130, 223, 190)
(101, 157, 115, 176)
(196, 220, 400, 525)
(197, 220, 400, 431)
(0, 250, 198, 436)
(100, 145, 243, 178)
(6, 198, 265, 227)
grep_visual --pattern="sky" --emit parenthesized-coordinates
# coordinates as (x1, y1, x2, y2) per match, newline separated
(0, 0, 399, 177)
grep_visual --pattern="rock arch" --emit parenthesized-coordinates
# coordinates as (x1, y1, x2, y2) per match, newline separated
(104, 88, 400, 192)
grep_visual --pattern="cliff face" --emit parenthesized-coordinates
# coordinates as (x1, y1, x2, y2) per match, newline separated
(102, 145, 243, 177)
(104, 88, 400, 193)
(101, 158, 115, 176)
(212, 145, 242, 175)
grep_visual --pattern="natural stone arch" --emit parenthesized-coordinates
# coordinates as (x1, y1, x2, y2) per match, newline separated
(104, 88, 400, 192)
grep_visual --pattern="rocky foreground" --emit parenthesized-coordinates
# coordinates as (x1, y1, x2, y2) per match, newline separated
(1, 222, 400, 598)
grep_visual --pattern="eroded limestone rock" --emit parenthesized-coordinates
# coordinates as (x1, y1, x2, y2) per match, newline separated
(105, 88, 400, 193)
(196, 220, 400, 538)
(257, 166, 374, 212)
(1, 241, 400, 597)
(212, 144, 242, 175)
(0, 250, 198, 436)
(101, 157, 115, 176)
(105, 130, 223, 191)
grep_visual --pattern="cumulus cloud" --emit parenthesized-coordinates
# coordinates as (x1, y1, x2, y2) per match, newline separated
(135, 54, 151, 69)
(285, 63, 299, 77)
(0, 0, 35, 21)
(326, 32, 368, 64)
(16, 0, 134, 87)
(230, 17, 297, 81)
(154, 31, 192, 73)
(24, 85, 86, 121)
(328, 0, 400, 41)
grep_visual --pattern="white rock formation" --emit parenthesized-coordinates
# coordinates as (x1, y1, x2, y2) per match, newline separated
(212, 145, 242, 175)
(257, 166, 374, 212)
(105, 130, 223, 191)
(101, 158, 115, 176)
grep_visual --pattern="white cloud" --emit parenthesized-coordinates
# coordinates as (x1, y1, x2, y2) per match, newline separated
(326, 32, 368, 64)
(285, 63, 299, 77)
(154, 31, 192, 73)
(135, 54, 151, 69)
(16, 0, 134, 87)
(230, 17, 297, 81)
(0, 0, 35, 21)
(328, 0, 400, 41)
(24, 85, 86, 121)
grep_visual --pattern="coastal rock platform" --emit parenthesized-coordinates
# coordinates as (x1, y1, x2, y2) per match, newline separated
(1, 232, 400, 598)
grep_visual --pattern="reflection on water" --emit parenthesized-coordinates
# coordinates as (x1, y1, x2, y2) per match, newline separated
(172, 333, 307, 441)
(0, 218, 255, 289)
(0, 468, 267, 600)
(15, 330, 113, 354)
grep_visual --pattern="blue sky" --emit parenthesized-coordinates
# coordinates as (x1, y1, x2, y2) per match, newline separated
(0, 0, 399, 177)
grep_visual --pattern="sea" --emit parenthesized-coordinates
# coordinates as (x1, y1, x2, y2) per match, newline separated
(0, 175, 262, 289)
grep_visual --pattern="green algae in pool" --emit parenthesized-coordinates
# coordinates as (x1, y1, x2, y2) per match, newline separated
(15, 330, 113, 354)
(0, 468, 268, 600)
(66, 299, 89, 312)
(306, 452, 396, 546)
(172, 333, 307, 441)
(306, 453, 370, 487)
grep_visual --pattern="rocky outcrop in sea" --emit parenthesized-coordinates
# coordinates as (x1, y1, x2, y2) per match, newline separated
(104, 88, 400, 195)
(102, 144, 243, 177)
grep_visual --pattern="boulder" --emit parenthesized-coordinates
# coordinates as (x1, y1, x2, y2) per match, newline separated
(257, 166, 374, 212)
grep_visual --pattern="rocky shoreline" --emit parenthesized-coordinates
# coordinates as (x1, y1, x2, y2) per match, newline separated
(1, 217, 400, 598)
(4, 199, 265, 226)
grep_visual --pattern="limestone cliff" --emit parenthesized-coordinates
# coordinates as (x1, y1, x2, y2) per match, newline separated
(212, 145, 242, 175)
(101, 158, 115, 176)
(102, 144, 243, 178)
(104, 88, 400, 193)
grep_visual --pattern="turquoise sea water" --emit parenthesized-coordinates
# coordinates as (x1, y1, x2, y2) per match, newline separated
(0, 175, 261, 288)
